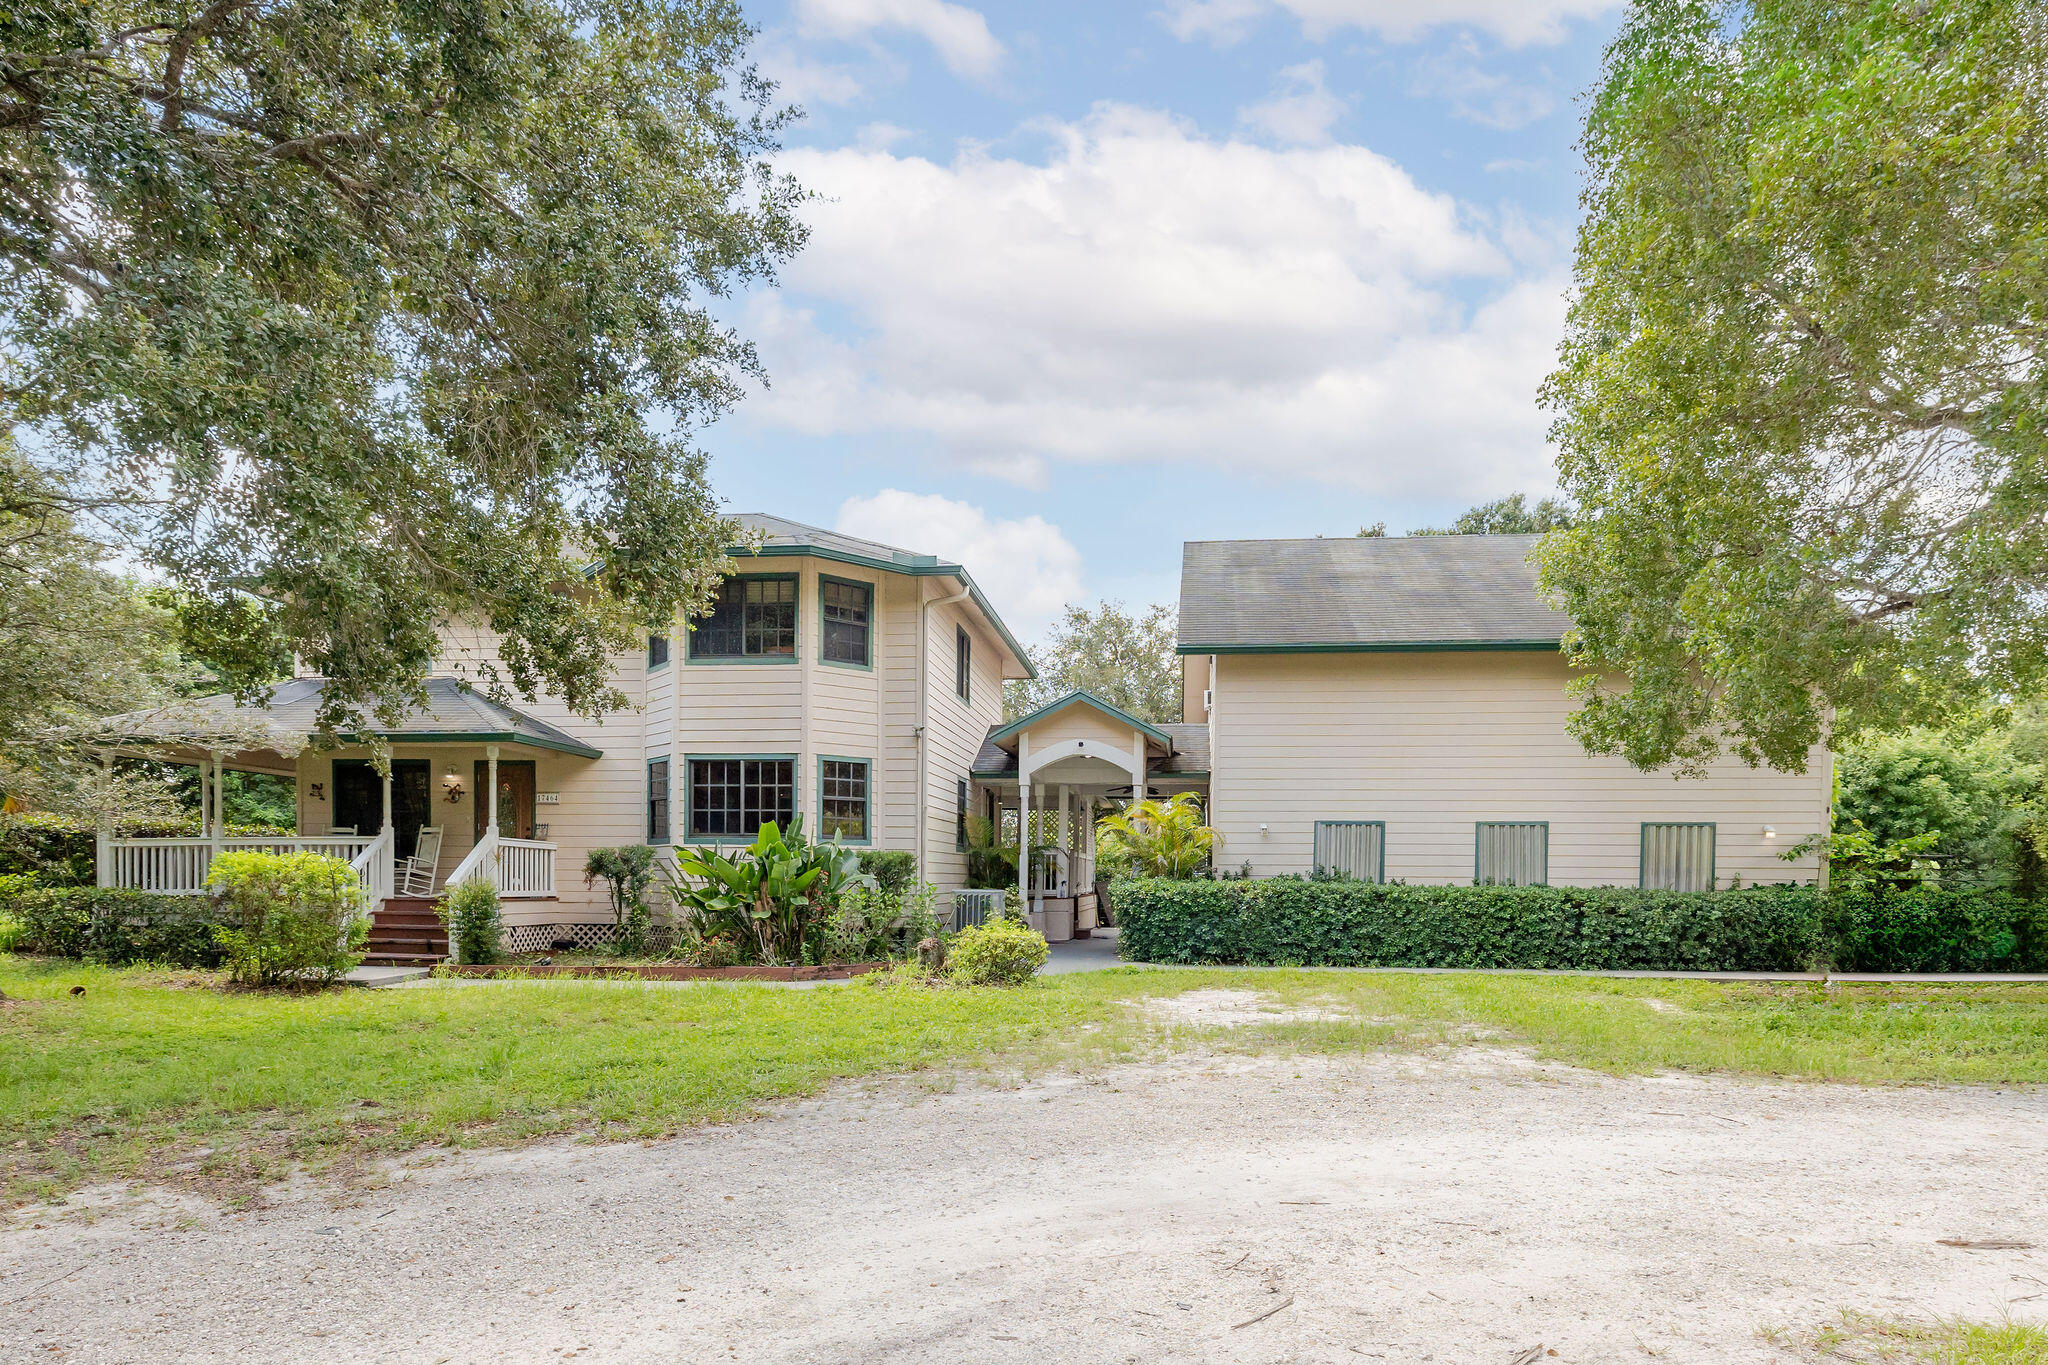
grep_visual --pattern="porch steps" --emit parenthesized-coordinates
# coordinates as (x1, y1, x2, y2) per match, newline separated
(364, 897, 448, 966)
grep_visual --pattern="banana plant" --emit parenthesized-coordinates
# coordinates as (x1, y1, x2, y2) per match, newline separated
(667, 816, 861, 963)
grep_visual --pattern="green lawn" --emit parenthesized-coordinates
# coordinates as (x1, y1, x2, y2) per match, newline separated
(1777, 1312, 2048, 1363)
(4, 956, 2047, 1202)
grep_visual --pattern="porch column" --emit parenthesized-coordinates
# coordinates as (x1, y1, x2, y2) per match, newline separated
(1129, 733, 1148, 809)
(1058, 785, 1072, 896)
(380, 764, 394, 840)
(208, 751, 224, 866)
(95, 751, 112, 888)
(1016, 783, 1030, 917)
(485, 744, 501, 838)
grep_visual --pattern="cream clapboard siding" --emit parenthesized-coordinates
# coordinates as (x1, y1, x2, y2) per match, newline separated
(921, 589, 1008, 889)
(1024, 703, 1147, 754)
(1209, 650, 1830, 888)
(1181, 654, 1211, 724)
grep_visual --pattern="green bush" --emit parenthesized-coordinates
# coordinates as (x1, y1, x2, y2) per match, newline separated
(206, 851, 367, 987)
(1112, 878, 2048, 974)
(441, 878, 505, 964)
(583, 845, 657, 955)
(946, 916, 1050, 986)
(855, 849, 918, 897)
(0, 884, 235, 965)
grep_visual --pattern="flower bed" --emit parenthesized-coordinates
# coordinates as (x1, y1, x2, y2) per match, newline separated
(442, 961, 889, 982)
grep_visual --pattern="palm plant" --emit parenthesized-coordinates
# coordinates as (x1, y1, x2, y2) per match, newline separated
(664, 817, 859, 964)
(1096, 793, 1216, 880)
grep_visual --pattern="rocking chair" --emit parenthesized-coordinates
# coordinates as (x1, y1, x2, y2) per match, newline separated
(398, 826, 443, 897)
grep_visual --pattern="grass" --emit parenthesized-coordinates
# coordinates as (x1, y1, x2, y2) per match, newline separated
(1777, 1311, 2048, 1362)
(4, 956, 2048, 1202)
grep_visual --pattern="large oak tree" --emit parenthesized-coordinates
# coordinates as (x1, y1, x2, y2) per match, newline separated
(1539, 0, 2048, 774)
(1, 0, 806, 735)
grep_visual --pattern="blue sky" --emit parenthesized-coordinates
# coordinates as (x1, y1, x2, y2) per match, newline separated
(702, 0, 1621, 642)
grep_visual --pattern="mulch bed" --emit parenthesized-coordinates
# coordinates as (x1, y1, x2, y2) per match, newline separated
(444, 962, 888, 982)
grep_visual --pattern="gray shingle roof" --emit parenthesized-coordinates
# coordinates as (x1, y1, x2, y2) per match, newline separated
(972, 722, 1210, 778)
(1177, 534, 1568, 652)
(130, 677, 603, 757)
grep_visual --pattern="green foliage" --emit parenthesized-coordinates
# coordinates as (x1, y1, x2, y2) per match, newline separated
(1004, 601, 1181, 723)
(1096, 794, 1217, 879)
(1112, 878, 2048, 974)
(441, 879, 505, 966)
(582, 846, 658, 956)
(946, 916, 1050, 986)
(1410, 494, 1574, 536)
(665, 819, 860, 965)
(855, 850, 918, 897)
(205, 852, 367, 987)
(824, 881, 943, 963)
(1539, 0, 2048, 773)
(962, 814, 1017, 890)
(0, 885, 232, 966)
(1786, 821, 1942, 897)
(3, 0, 807, 739)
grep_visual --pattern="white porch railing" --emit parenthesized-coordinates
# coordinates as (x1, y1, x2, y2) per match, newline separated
(102, 835, 377, 896)
(446, 832, 556, 900)
(349, 830, 394, 914)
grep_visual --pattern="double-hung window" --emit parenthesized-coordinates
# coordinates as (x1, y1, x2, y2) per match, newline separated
(955, 625, 972, 704)
(688, 757, 796, 840)
(1641, 823, 1715, 891)
(646, 758, 670, 843)
(1475, 822, 1548, 886)
(818, 758, 871, 843)
(820, 577, 872, 667)
(647, 634, 670, 668)
(690, 576, 797, 661)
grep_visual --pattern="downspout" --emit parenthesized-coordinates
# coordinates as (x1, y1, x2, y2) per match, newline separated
(915, 575, 973, 880)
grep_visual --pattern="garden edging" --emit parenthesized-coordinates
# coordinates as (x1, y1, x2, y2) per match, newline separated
(443, 961, 888, 982)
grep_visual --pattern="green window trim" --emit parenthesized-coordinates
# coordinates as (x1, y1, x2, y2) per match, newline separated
(685, 574, 801, 665)
(1474, 820, 1549, 886)
(817, 754, 873, 846)
(818, 574, 875, 671)
(682, 752, 799, 844)
(955, 624, 972, 706)
(646, 756, 671, 844)
(1312, 820, 1386, 883)
(1640, 821, 1716, 891)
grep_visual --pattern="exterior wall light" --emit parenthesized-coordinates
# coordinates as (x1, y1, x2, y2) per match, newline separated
(444, 766, 466, 802)
(1761, 825, 1777, 840)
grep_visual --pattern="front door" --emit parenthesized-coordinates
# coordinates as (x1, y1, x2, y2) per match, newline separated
(331, 759, 432, 859)
(475, 760, 538, 841)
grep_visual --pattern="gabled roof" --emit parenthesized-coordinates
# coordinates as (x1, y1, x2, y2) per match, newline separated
(972, 721, 1210, 779)
(986, 689, 1173, 749)
(1177, 534, 1569, 654)
(118, 677, 604, 758)
(726, 513, 1036, 679)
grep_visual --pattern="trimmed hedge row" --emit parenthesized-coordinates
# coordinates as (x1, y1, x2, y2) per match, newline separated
(4, 886, 234, 967)
(1112, 879, 2048, 974)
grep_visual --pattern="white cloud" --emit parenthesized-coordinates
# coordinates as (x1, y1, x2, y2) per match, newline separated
(1407, 52, 1557, 130)
(855, 121, 916, 151)
(795, 0, 1003, 82)
(835, 491, 1083, 640)
(754, 42, 866, 107)
(1237, 60, 1347, 145)
(743, 105, 1562, 501)
(1159, 0, 1619, 47)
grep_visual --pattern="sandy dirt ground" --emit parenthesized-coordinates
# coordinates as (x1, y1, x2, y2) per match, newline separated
(4, 992, 2046, 1364)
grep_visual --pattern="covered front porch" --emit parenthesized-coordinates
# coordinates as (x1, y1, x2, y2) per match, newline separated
(969, 691, 1210, 942)
(94, 679, 604, 951)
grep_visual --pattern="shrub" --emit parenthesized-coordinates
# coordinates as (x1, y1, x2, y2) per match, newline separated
(583, 845, 657, 955)
(855, 849, 918, 897)
(1112, 878, 2048, 974)
(1096, 793, 1216, 879)
(206, 851, 367, 987)
(441, 878, 505, 965)
(824, 880, 944, 962)
(665, 818, 859, 965)
(0, 885, 228, 962)
(946, 916, 1050, 986)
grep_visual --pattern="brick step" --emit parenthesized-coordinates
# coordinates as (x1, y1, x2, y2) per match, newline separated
(372, 910, 446, 929)
(368, 931, 447, 948)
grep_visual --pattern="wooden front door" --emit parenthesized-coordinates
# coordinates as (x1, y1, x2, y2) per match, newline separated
(475, 760, 538, 841)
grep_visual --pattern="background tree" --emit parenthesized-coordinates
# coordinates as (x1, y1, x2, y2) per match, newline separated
(1, 0, 806, 737)
(1357, 494, 1572, 538)
(1006, 601, 1181, 723)
(1539, 0, 2048, 774)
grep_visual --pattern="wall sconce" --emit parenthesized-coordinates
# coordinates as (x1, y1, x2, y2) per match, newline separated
(443, 766, 466, 803)
(1761, 825, 1777, 840)
(309, 782, 325, 803)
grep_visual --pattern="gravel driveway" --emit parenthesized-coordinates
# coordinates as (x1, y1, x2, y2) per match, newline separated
(5, 1030, 2045, 1363)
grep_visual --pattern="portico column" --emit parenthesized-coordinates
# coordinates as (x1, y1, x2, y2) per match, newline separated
(380, 764, 394, 840)
(486, 744, 501, 839)
(1016, 783, 1031, 917)
(1058, 785, 1072, 896)
(207, 752, 224, 866)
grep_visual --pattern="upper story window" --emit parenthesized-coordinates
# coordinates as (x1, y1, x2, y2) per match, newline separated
(820, 577, 873, 668)
(690, 575, 797, 662)
(955, 625, 972, 704)
(647, 633, 670, 668)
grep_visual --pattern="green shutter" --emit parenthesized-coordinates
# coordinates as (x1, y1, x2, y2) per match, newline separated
(1641, 823, 1715, 891)
(1475, 822, 1548, 885)
(1313, 821, 1385, 882)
